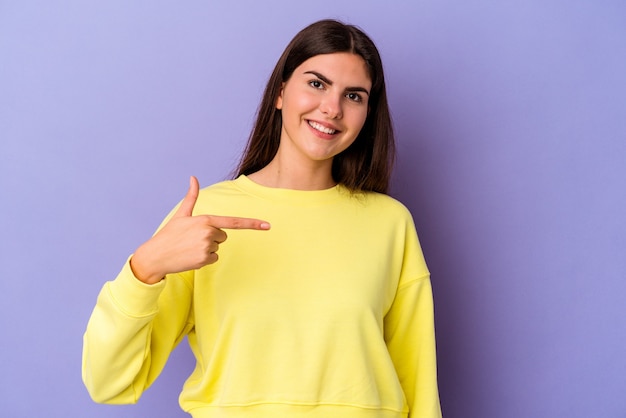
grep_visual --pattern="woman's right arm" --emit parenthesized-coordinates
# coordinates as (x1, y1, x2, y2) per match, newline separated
(82, 176, 270, 403)
(81, 262, 193, 404)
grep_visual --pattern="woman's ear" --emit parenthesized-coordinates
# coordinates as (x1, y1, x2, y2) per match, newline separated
(275, 83, 285, 110)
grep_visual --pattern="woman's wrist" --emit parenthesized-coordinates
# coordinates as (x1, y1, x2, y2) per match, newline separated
(130, 245, 165, 285)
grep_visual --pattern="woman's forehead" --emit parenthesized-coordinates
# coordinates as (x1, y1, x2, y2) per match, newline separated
(294, 53, 371, 87)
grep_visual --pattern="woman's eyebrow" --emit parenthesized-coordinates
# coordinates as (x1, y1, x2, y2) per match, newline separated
(304, 70, 370, 95)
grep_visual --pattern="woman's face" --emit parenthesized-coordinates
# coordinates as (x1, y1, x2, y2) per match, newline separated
(275, 52, 371, 169)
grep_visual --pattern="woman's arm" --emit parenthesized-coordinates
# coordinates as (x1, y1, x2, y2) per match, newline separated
(82, 176, 270, 403)
(384, 275, 442, 418)
(384, 211, 442, 417)
(81, 261, 193, 404)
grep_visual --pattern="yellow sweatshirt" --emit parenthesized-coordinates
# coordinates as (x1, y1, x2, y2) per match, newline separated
(82, 175, 441, 418)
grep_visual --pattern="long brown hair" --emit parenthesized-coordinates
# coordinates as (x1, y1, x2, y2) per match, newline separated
(235, 19, 395, 194)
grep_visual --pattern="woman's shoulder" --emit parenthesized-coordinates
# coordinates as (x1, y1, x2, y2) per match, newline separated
(359, 190, 412, 214)
(341, 189, 416, 226)
(198, 179, 233, 192)
(191, 178, 247, 214)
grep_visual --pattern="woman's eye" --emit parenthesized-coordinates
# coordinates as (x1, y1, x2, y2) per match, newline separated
(346, 92, 362, 103)
(309, 80, 324, 89)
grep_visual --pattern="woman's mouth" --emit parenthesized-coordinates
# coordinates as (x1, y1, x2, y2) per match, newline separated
(308, 120, 338, 135)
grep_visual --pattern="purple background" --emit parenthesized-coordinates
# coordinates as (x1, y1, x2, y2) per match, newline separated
(1, 1, 625, 417)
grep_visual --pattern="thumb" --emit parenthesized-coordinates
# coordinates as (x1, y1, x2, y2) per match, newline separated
(173, 176, 199, 218)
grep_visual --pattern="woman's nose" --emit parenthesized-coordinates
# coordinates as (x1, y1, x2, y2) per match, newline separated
(320, 94, 343, 119)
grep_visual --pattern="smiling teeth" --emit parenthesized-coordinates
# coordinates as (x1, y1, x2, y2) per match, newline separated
(309, 121, 336, 134)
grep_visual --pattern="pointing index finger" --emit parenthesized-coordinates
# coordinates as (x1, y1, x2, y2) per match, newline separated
(206, 215, 271, 230)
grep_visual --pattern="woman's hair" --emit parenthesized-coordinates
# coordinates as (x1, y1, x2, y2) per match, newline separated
(235, 19, 395, 194)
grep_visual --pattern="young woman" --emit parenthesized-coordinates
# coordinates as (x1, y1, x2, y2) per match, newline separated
(83, 19, 442, 418)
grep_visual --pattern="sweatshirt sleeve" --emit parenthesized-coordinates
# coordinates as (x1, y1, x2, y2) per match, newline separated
(384, 277, 442, 417)
(81, 259, 193, 404)
(383, 215, 442, 418)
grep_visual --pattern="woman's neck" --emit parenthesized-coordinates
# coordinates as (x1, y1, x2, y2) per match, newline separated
(247, 157, 336, 191)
